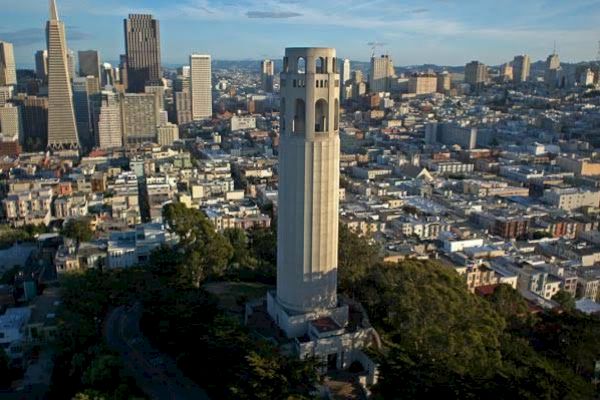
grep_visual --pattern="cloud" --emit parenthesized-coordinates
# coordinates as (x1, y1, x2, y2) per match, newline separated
(246, 11, 303, 18)
(0, 28, 44, 46)
(0, 27, 92, 46)
(408, 8, 429, 14)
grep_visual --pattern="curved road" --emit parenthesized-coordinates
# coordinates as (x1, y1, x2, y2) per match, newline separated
(105, 303, 210, 400)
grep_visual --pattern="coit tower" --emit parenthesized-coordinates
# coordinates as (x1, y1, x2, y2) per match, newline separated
(276, 47, 341, 316)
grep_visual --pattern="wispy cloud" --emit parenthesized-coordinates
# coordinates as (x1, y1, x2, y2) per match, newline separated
(0, 27, 93, 46)
(246, 11, 303, 18)
(408, 8, 429, 14)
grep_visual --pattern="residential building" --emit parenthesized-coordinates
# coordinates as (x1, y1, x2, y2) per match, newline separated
(157, 123, 179, 146)
(121, 93, 157, 144)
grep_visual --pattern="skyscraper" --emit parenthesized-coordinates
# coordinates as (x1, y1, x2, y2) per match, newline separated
(73, 76, 100, 151)
(341, 58, 351, 84)
(190, 54, 212, 120)
(500, 63, 513, 82)
(265, 48, 377, 368)
(0, 104, 23, 139)
(0, 42, 17, 86)
(545, 52, 560, 87)
(369, 54, 394, 92)
(513, 55, 531, 83)
(78, 50, 101, 79)
(35, 50, 48, 83)
(464, 61, 488, 87)
(437, 71, 451, 93)
(260, 59, 274, 92)
(91, 91, 123, 149)
(46, 0, 79, 150)
(124, 14, 162, 93)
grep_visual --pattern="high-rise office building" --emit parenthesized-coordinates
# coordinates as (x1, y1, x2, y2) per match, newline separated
(437, 71, 451, 93)
(341, 58, 351, 84)
(121, 93, 158, 144)
(464, 61, 488, 87)
(500, 63, 513, 82)
(174, 91, 192, 125)
(0, 42, 17, 86)
(513, 55, 531, 83)
(266, 48, 377, 367)
(73, 76, 100, 150)
(91, 91, 123, 149)
(261, 59, 274, 92)
(0, 104, 23, 140)
(35, 50, 48, 83)
(118, 54, 128, 90)
(408, 73, 437, 95)
(78, 50, 100, 78)
(369, 54, 394, 92)
(67, 49, 75, 80)
(46, 0, 79, 150)
(13, 94, 48, 150)
(0, 86, 13, 107)
(124, 14, 162, 93)
(545, 52, 560, 87)
(190, 54, 212, 120)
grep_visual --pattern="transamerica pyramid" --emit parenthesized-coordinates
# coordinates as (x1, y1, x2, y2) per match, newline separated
(46, 0, 79, 150)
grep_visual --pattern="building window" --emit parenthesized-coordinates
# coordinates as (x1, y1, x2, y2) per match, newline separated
(315, 99, 328, 132)
(294, 99, 306, 134)
(297, 57, 306, 74)
(316, 57, 326, 73)
(283, 57, 289, 73)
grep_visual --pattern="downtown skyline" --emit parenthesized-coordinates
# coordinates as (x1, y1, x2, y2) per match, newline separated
(1, 0, 600, 68)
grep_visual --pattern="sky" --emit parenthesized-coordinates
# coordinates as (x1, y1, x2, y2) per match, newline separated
(1, 0, 600, 68)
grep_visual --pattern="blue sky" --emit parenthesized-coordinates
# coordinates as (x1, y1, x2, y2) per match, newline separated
(2, 0, 600, 68)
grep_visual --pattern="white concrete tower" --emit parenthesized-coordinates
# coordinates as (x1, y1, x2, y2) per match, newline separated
(269, 47, 343, 337)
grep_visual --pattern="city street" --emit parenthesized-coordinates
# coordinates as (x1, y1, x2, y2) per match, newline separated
(104, 303, 209, 400)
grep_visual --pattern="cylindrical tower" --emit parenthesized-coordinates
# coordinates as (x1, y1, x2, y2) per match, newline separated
(277, 48, 341, 314)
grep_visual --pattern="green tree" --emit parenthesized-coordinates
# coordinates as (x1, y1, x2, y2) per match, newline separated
(162, 203, 233, 286)
(337, 224, 380, 297)
(82, 353, 123, 389)
(62, 218, 94, 244)
(223, 227, 252, 267)
(552, 290, 575, 311)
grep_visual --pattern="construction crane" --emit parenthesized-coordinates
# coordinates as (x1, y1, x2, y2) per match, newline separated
(367, 41, 387, 58)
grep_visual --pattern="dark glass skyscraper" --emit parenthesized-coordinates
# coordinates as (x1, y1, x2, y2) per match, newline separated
(78, 50, 100, 78)
(124, 14, 161, 93)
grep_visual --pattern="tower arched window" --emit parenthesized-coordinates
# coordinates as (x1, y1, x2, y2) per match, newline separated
(334, 99, 339, 131)
(283, 57, 289, 73)
(332, 57, 337, 73)
(297, 57, 306, 74)
(293, 99, 305, 134)
(315, 99, 328, 132)
(316, 57, 325, 74)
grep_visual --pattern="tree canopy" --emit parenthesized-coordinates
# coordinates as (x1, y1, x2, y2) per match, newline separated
(62, 218, 94, 244)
